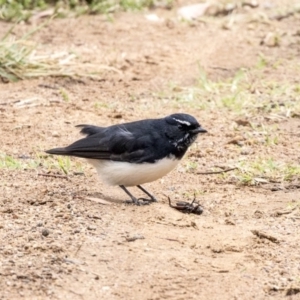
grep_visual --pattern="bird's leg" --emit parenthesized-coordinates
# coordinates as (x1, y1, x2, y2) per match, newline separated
(119, 185, 149, 206)
(137, 185, 157, 202)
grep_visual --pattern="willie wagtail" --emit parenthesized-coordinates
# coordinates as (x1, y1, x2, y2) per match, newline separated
(46, 113, 207, 205)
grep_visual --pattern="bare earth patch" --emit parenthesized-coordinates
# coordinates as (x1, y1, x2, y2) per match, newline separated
(0, 1, 300, 299)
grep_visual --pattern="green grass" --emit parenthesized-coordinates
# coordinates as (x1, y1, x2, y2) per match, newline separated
(0, 0, 162, 82)
(37, 153, 84, 174)
(59, 88, 70, 102)
(184, 160, 198, 172)
(0, 22, 119, 82)
(229, 158, 300, 185)
(0, 152, 84, 174)
(156, 65, 300, 117)
(0, 153, 40, 169)
(131, 61, 300, 189)
(0, 0, 48, 22)
(0, 25, 42, 81)
(0, 0, 161, 22)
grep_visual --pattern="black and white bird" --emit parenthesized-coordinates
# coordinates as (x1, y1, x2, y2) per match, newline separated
(46, 113, 207, 205)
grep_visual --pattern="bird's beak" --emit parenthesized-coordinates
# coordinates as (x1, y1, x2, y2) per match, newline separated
(191, 127, 207, 134)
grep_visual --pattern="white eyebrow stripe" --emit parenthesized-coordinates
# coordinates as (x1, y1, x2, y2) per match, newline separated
(173, 118, 191, 126)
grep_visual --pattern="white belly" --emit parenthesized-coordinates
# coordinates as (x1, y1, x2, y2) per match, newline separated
(87, 157, 179, 186)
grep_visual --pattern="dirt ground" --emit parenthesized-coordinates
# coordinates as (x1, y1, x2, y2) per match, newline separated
(1, 1, 300, 299)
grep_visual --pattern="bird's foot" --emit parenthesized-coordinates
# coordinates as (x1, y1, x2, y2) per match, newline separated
(124, 198, 150, 206)
(138, 197, 157, 203)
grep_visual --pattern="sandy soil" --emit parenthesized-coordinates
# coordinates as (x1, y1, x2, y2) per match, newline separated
(0, 1, 300, 299)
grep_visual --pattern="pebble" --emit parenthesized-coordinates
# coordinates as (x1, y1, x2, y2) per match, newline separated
(177, 3, 211, 20)
(42, 228, 50, 237)
(243, 0, 259, 8)
(241, 148, 251, 155)
(87, 225, 97, 231)
(52, 131, 60, 137)
(262, 32, 280, 47)
(126, 234, 145, 242)
(145, 14, 162, 22)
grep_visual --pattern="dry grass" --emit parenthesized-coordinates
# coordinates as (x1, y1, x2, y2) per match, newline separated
(0, 22, 121, 82)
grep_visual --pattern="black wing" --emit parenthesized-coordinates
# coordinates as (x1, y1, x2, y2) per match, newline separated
(46, 121, 170, 163)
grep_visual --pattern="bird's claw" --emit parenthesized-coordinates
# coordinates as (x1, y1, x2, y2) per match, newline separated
(124, 199, 150, 206)
(138, 196, 157, 203)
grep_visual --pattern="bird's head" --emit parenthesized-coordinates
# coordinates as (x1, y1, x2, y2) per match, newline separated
(165, 113, 207, 150)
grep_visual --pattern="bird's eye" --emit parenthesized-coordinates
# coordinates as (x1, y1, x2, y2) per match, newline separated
(178, 123, 189, 130)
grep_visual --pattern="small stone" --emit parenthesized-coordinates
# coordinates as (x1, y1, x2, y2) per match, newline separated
(177, 3, 212, 20)
(126, 234, 145, 242)
(225, 219, 236, 225)
(241, 147, 251, 155)
(269, 285, 280, 291)
(224, 3, 236, 13)
(113, 114, 122, 119)
(87, 225, 97, 231)
(145, 14, 162, 22)
(242, 0, 259, 8)
(227, 136, 244, 145)
(28, 235, 35, 241)
(262, 32, 280, 47)
(211, 247, 224, 253)
(52, 131, 60, 137)
(42, 228, 50, 237)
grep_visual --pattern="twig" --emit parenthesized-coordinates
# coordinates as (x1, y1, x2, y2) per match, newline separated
(156, 237, 181, 243)
(271, 7, 300, 21)
(86, 197, 112, 205)
(38, 173, 69, 179)
(196, 167, 237, 175)
(74, 241, 84, 257)
(55, 284, 84, 298)
(272, 205, 298, 217)
(251, 230, 280, 244)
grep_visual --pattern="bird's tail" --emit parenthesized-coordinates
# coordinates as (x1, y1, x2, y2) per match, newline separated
(45, 147, 70, 156)
(45, 147, 103, 159)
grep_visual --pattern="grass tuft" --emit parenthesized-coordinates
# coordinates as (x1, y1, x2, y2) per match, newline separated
(0, 0, 163, 22)
(0, 152, 84, 175)
(0, 153, 40, 169)
(158, 65, 300, 117)
(230, 158, 300, 185)
(0, 22, 121, 82)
